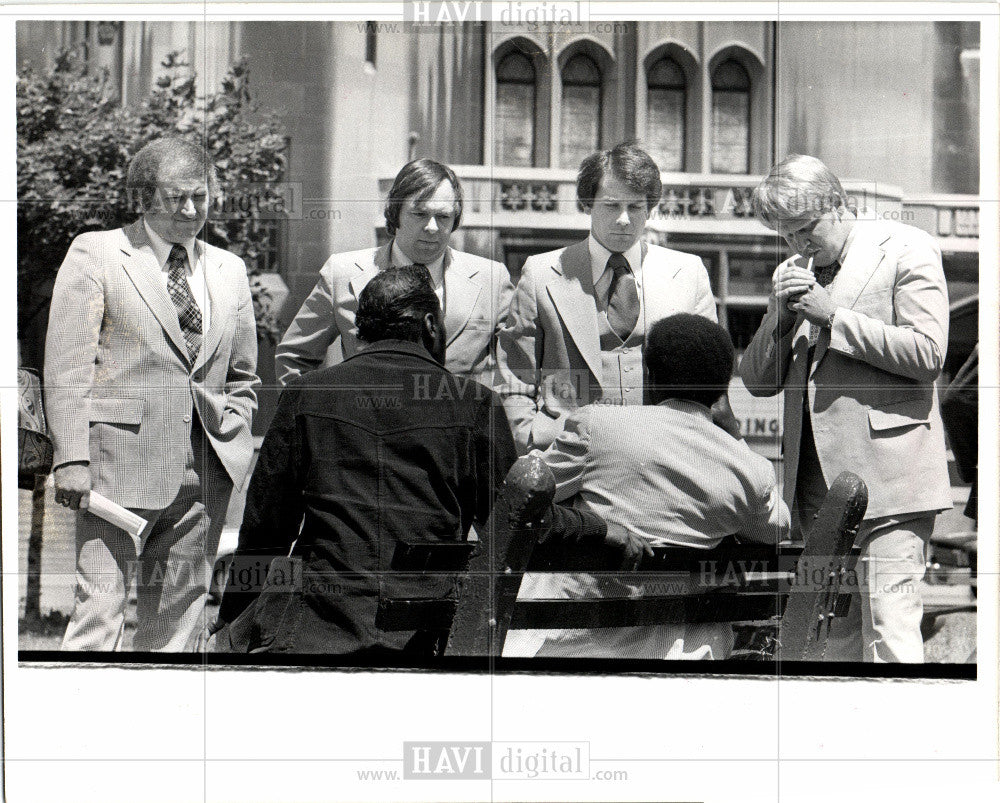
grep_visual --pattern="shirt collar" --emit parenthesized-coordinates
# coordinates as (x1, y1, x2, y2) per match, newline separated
(656, 397, 714, 420)
(391, 241, 446, 286)
(143, 219, 199, 273)
(588, 233, 643, 284)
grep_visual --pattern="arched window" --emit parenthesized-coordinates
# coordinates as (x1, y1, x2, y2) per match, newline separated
(646, 56, 686, 172)
(711, 59, 751, 174)
(560, 52, 602, 168)
(495, 50, 536, 167)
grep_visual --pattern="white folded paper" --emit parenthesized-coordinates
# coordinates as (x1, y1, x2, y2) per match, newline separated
(87, 491, 148, 540)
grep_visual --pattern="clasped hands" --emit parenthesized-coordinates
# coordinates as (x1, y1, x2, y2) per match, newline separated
(772, 260, 836, 328)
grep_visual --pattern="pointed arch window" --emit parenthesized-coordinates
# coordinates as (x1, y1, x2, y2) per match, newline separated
(646, 56, 686, 172)
(560, 52, 602, 168)
(711, 59, 751, 174)
(495, 50, 536, 167)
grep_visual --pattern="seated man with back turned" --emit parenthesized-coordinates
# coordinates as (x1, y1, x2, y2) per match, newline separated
(508, 314, 790, 660)
(210, 266, 645, 656)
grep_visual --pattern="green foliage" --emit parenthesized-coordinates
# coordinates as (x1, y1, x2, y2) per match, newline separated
(17, 48, 289, 342)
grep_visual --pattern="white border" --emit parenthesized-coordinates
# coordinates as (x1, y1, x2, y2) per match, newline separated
(3, 3, 998, 802)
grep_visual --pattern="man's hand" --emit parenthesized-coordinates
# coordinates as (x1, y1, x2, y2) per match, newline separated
(605, 523, 654, 570)
(710, 393, 743, 440)
(770, 262, 813, 336)
(54, 463, 91, 510)
(773, 261, 816, 302)
(789, 282, 837, 327)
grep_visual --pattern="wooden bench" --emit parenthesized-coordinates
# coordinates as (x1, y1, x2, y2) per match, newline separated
(379, 455, 868, 661)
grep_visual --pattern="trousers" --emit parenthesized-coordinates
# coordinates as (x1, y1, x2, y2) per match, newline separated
(61, 419, 232, 651)
(795, 415, 934, 663)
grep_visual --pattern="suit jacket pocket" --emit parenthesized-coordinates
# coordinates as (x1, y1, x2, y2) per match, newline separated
(90, 397, 144, 424)
(868, 400, 931, 432)
(89, 398, 144, 475)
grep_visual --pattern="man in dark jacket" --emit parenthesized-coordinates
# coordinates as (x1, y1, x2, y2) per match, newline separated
(209, 265, 640, 655)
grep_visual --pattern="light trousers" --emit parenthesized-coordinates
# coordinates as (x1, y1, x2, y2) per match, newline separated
(61, 422, 231, 651)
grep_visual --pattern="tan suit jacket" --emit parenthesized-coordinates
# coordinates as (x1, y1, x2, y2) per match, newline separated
(44, 220, 260, 509)
(274, 243, 514, 385)
(739, 221, 952, 520)
(496, 239, 717, 453)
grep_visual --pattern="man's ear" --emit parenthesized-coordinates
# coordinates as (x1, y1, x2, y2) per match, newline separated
(422, 311, 440, 342)
(421, 311, 446, 363)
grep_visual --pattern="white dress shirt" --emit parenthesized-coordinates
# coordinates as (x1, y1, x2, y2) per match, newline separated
(391, 241, 446, 308)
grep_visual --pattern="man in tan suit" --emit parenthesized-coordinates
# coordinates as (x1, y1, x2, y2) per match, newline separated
(275, 159, 513, 386)
(740, 154, 952, 663)
(496, 142, 717, 454)
(45, 137, 260, 651)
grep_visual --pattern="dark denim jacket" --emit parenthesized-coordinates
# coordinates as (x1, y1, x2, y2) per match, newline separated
(218, 340, 517, 653)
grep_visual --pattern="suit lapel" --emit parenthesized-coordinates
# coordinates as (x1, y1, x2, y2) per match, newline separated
(811, 227, 888, 371)
(831, 227, 888, 309)
(349, 243, 390, 300)
(120, 221, 190, 360)
(192, 247, 232, 372)
(640, 242, 684, 322)
(546, 240, 602, 383)
(443, 249, 482, 346)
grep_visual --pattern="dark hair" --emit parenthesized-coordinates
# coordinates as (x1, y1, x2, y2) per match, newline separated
(126, 137, 219, 212)
(576, 141, 663, 213)
(383, 159, 463, 236)
(355, 265, 441, 344)
(751, 154, 852, 230)
(645, 314, 734, 407)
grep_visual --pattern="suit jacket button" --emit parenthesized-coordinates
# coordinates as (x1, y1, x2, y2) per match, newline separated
(183, 415, 192, 423)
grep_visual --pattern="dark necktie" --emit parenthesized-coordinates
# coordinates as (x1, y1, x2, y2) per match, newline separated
(166, 244, 203, 361)
(814, 260, 841, 289)
(808, 260, 841, 347)
(606, 253, 639, 341)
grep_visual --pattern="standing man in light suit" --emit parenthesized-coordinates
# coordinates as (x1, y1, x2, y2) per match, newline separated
(495, 142, 717, 454)
(740, 154, 952, 663)
(45, 137, 260, 651)
(275, 159, 513, 386)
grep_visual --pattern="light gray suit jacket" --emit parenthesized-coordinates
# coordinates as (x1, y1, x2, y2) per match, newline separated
(274, 243, 514, 385)
(739, 220, 952, 520)
(496, 239, 717, 453)
(44, 220, 260, 510)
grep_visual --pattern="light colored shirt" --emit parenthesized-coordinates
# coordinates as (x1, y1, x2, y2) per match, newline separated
(391, 241, 446, 307)
(505, 398, 789, 659)
(143, 219, 211, 331)
(536, 399, 789, 547)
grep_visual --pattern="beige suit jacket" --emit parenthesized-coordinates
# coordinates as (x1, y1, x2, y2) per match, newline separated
(44, 220, 260, 509)
(274, 243, 514, 385)
(496, 239, 717, 453)
(739, 220, 952, 520)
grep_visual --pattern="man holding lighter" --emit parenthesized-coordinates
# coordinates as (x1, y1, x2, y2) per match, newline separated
(739, 155, 951, 663)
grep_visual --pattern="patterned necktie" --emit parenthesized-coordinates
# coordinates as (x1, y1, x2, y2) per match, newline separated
(166, 244, 203, 360)
(814, 260, 841, 289)
(606, 253, 639, 341)
(808, 260, 842, 347)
